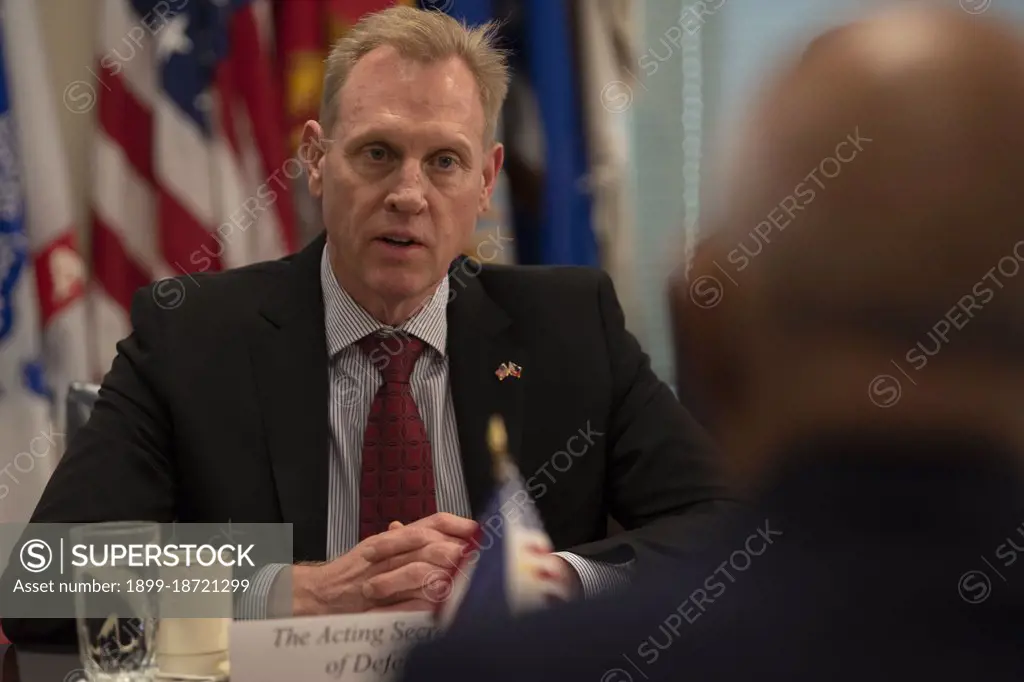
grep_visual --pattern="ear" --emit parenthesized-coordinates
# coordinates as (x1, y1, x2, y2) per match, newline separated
(301, 120, 328, 199)
(478, 142, 505, 214)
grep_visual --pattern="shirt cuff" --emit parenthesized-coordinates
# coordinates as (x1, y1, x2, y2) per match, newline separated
(553, 551, 634, 599)
(235, 563, 289, 620)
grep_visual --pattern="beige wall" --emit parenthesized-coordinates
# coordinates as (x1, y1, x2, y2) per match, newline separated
(37, 0, 99, 251)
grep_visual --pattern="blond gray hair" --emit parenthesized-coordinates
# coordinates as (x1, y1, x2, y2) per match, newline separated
(320, 5, 510, 144)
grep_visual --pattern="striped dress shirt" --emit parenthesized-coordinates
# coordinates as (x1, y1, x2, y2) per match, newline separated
(238, 248, 629, 618)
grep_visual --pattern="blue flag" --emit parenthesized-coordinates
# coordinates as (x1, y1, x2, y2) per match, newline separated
(423, 0, 493, 26)
(424, 0, 517, 264)
(522, 0, 597, 266)
(424, 0, 596, 266)
(0, 30, 27, 345)
(0, 22, 49, 405)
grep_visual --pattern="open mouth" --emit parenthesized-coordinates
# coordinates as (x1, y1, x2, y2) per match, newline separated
(376, 236, 422, 248)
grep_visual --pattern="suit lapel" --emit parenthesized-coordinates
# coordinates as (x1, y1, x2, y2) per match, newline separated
(250, 234, 330, 562)
(447, 260, 527, 516)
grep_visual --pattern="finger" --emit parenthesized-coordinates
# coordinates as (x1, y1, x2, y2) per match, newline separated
(366, 598, 435, 613)
(363, 561, 444, 603)
(368, 571, 453, 607)
(361, 526, 442, 562)
(365, 539, 468, 577)
(388, 521, 404, 530)
(411, 512, 478, 539)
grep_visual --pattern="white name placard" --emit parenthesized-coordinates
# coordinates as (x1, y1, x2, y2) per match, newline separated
(229, 612, 439, 682)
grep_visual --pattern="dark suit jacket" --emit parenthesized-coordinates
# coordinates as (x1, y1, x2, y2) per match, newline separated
(401, 428, 1024, 682)
(1, 232, 727, 644)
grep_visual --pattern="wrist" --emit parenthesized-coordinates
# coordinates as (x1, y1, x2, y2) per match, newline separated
(553, 556, 583, 599)
(291, 564, 328, 616)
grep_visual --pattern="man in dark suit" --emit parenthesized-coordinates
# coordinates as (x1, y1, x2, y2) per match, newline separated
(400, 6, 1024, 681)
(1, 6, 725, 644)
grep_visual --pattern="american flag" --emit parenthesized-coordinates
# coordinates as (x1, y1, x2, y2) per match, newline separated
(90, 0, 296, 376)
(435, 418, 573, 630)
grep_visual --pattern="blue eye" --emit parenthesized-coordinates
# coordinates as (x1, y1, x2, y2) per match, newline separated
(434, 154, 457, 170)
(365, 146, 389, 162)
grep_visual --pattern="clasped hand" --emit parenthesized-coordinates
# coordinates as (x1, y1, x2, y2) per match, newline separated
(294, 513, 478, 615)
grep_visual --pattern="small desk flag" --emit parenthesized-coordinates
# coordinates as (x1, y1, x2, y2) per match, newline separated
(434, 416, 573, 630)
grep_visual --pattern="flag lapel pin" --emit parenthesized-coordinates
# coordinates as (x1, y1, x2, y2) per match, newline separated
(496, 361, 522, 381)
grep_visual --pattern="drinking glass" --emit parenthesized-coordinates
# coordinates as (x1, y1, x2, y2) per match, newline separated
(71, 521, 162, 682)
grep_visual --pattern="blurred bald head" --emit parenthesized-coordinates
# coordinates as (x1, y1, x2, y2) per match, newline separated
(719, 4, 1024, 323)
(674, 5, 1024, 483)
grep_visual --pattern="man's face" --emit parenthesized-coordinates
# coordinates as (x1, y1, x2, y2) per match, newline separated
(305, 46, 503, 317)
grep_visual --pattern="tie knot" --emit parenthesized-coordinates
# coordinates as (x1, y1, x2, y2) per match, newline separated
(356, 332, 427, 383)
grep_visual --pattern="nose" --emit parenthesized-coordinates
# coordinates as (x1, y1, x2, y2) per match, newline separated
(385, 161, 427, 214)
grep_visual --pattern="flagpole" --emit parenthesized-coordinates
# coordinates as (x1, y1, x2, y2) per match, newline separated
(487, 414, 511, 484)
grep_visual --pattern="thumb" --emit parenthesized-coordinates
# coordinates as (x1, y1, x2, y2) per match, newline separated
(388, 521, 404, 531)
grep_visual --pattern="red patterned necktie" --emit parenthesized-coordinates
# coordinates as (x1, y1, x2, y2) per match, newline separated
(356, 332, 437, 540)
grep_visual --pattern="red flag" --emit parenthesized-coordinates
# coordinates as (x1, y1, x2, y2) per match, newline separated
(275, 0, 328, 151)
(275, 0, 408, 244)
(276, 0, 409, 151)
(326, 0, 412, 37)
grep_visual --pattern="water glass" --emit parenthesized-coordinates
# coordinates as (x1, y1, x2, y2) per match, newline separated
(71, 521, 162, 682)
